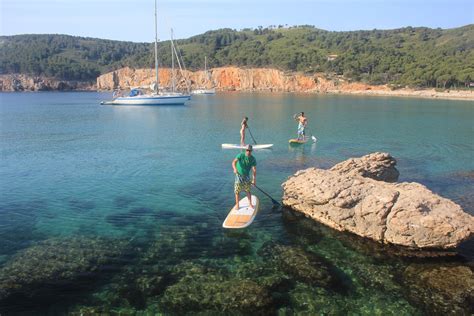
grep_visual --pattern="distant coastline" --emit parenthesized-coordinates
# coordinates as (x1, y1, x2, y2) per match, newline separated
(1, 69, 472, 101)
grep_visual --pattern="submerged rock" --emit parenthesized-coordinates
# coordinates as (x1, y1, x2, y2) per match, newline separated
(0, 237, 129, 303)
(402, 264, 474, 315)
(282, 153, 474, 250)
(160, 271, 272, 314)
(259, 244, 333, 287)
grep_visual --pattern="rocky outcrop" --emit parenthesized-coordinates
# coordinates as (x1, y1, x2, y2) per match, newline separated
(282, 153, 474, 250)
(0, 74, 95, 91)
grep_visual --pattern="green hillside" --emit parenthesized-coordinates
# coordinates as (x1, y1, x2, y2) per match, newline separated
(1, 25, 473, 88)
(0, 34, 151, 81)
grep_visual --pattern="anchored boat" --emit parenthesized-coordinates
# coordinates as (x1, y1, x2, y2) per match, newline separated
(101, 0, 190, 106)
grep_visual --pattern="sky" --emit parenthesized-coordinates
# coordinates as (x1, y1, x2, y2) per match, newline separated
(1, 0, 473, 42)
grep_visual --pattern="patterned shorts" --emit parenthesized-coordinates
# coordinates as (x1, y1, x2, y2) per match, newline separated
(297, 124, 305, 136)
(234, 174, 251, 194)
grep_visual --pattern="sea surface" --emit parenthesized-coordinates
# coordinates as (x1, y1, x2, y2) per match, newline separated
(0, 92, 473, 314)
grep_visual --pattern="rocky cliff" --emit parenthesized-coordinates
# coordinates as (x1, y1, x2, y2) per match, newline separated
(3, 68, 473, 100)
(0, 74, 95, 91)
(95, 66, 384, 93)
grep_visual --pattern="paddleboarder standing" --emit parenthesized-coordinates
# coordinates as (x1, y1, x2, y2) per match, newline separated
(232, 144, 257, 210)
(296, 112, 307, 140)
(240, 117, 249, 145)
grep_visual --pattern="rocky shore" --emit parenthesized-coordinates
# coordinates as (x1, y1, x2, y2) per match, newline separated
(282, 152, 474, 251)
(0, 74, 95, 91)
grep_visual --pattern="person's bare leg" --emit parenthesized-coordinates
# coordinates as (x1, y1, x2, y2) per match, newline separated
(235, 192, 240, 210)
(246, 191, 253, 209)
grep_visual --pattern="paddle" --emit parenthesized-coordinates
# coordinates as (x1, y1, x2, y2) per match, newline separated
(252, 184, 281, 206)
(247, 126, 258, 145)
(237, 174, 280, 206)
(304, 127, 317, 142)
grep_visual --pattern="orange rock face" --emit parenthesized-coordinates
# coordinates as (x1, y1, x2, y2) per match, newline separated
(95, 66, 366, 93)
(3, 67, 472, 101)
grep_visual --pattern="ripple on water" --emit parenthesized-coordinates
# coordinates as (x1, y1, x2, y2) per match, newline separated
(178, 176, 231, 209)
(68, 198, 96, 212)
(113, 195, 138, 209)
(105, 206, 155, 228)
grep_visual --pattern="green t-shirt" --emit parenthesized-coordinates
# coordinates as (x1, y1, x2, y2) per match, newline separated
(235, 152, 257, 177)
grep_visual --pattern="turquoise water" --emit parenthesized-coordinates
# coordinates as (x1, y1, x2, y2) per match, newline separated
(0, 92, 473, 314)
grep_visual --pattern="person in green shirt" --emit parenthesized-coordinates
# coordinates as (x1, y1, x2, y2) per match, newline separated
(232, 144, 257, 209)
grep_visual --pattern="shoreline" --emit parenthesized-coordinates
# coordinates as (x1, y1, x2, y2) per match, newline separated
(324, 88, 474, 101)
(2, 87, 473, 101)
(95, 87, 474, 102)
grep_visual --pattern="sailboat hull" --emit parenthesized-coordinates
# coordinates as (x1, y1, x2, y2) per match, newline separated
(109, 94, 191, 105)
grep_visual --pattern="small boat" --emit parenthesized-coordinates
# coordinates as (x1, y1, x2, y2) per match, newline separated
(101, 0, 190, 106)
(192, 56, 216, 95)
(191, 88, 216, 95)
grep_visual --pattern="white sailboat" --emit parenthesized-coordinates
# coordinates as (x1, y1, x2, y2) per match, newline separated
(101, 0, 190, 105)
(192, 56, 216, 95)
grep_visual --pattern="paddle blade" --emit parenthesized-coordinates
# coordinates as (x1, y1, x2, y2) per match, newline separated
(312, 136, 317, 142)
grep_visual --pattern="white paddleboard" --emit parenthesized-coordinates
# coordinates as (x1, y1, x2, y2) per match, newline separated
(222, 144, 273, 149)
(223, 195, 259, 229)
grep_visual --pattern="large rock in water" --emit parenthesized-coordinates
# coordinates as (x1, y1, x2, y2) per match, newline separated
(282, 153, 473, 249)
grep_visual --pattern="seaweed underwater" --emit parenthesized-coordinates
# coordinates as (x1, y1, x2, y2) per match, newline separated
(1, 205, 471, 315)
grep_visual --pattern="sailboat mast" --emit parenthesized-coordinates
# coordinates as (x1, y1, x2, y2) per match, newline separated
(154, 0, 159, 94)
(171, 29, 175, 93)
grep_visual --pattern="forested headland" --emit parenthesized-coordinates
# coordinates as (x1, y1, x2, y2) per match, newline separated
(1, 24, 473, 89)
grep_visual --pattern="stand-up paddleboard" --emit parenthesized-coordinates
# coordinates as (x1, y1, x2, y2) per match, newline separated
(223, 195, 259, 229)
(289, 137, 308, 144)
(222, 144, 273, 149)
(289, 136, 317, 144)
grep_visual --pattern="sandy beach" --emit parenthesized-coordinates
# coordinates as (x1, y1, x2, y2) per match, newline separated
(327, 88, 474, 101)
